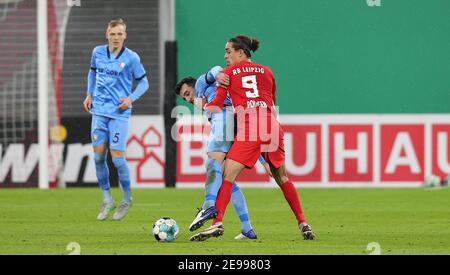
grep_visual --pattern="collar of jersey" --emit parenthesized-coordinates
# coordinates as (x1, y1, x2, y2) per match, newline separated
(106, 45, 126, 60)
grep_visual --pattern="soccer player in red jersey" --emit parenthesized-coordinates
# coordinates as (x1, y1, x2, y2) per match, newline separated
(190, 35, 315, 241)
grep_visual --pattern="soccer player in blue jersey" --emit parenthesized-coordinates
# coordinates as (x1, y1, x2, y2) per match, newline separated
(175, 66, 272, 241)
(83, 19, 149, 221)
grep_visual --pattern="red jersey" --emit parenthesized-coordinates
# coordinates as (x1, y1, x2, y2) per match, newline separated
(206, 61, 277, 112)
(206, 61, 284, 169)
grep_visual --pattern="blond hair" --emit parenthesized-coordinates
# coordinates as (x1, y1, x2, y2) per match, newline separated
(107, 18, 127, 31)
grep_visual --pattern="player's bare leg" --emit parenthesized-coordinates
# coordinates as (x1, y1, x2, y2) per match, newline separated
(270, 163, 315, 240)
(223, 158, 246, 183)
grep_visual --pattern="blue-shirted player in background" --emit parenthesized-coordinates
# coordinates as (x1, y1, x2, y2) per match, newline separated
(83, 19, 149, 221)
(175, 66, 272, 241)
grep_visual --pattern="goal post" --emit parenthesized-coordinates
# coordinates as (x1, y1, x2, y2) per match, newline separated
(38, 0, 49, 190)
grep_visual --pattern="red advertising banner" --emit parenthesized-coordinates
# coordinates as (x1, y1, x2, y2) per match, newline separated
(432, 124, 450, 179)
(175, 115, 450, 187)
(1, 115, 449, 188)
(380, 125, 424, 182)
(329, 125, 373, 182)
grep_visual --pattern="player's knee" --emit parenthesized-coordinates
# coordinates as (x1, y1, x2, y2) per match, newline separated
(280, 176, 290, 185)
(94, 153, 106, 165)
(205, 158, 221, 173)
(205, 158, 214, 170)
(205, 159, 221, 183)
(112, 156, 127, 169)
(273, 175, 289, 186)
(110, 149, 125, 158)
(223, 174, 236, 182)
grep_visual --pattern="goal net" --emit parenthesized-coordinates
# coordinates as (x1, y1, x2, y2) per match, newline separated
(0, 0, 70, 188)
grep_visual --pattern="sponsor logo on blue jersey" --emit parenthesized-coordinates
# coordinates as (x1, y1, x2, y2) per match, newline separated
(97, 67, 122, 77)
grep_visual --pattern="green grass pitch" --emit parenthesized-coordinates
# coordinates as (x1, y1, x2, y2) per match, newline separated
(0, 188, 449, 255)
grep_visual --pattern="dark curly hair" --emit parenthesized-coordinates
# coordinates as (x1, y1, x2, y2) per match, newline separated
(174, 77, 196, 95)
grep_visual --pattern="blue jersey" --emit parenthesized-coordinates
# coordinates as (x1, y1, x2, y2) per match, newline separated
(195, 66, 232, 118)
(88, 45, 148, 121)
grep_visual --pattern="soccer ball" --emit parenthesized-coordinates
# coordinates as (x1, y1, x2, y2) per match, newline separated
(152, 217, 179, 242)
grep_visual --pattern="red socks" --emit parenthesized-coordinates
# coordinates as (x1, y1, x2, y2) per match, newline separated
(213, 180, 233, 224)
(280, 181, 307, 224)
(213, 180, 306, 226)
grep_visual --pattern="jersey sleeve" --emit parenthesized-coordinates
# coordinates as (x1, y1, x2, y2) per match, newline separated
(87, 70, 96, 96)
(204, 86, 227, 112)
(205, 66, 222, 84)
(204, 67, 230, 112)
(195, 73, 208, 98)
(129, 52, 149, 102)
(131, 53, 147, 81)
(87, 47, 97, 95)
(90, 47, 97, 71)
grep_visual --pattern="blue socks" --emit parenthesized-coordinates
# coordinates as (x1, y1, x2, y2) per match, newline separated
(112, 156, 132, 203)
(203, 158, 252, 233)
(94, 153, 112, 203)
(231, 183, 252, 233)
(203, 159, 222, 209)
(95, 152, 132, 203)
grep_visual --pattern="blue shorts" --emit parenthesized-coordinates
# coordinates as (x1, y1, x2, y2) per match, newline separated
(91, 115, 128, 152)
(207, 107, 234, 153)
